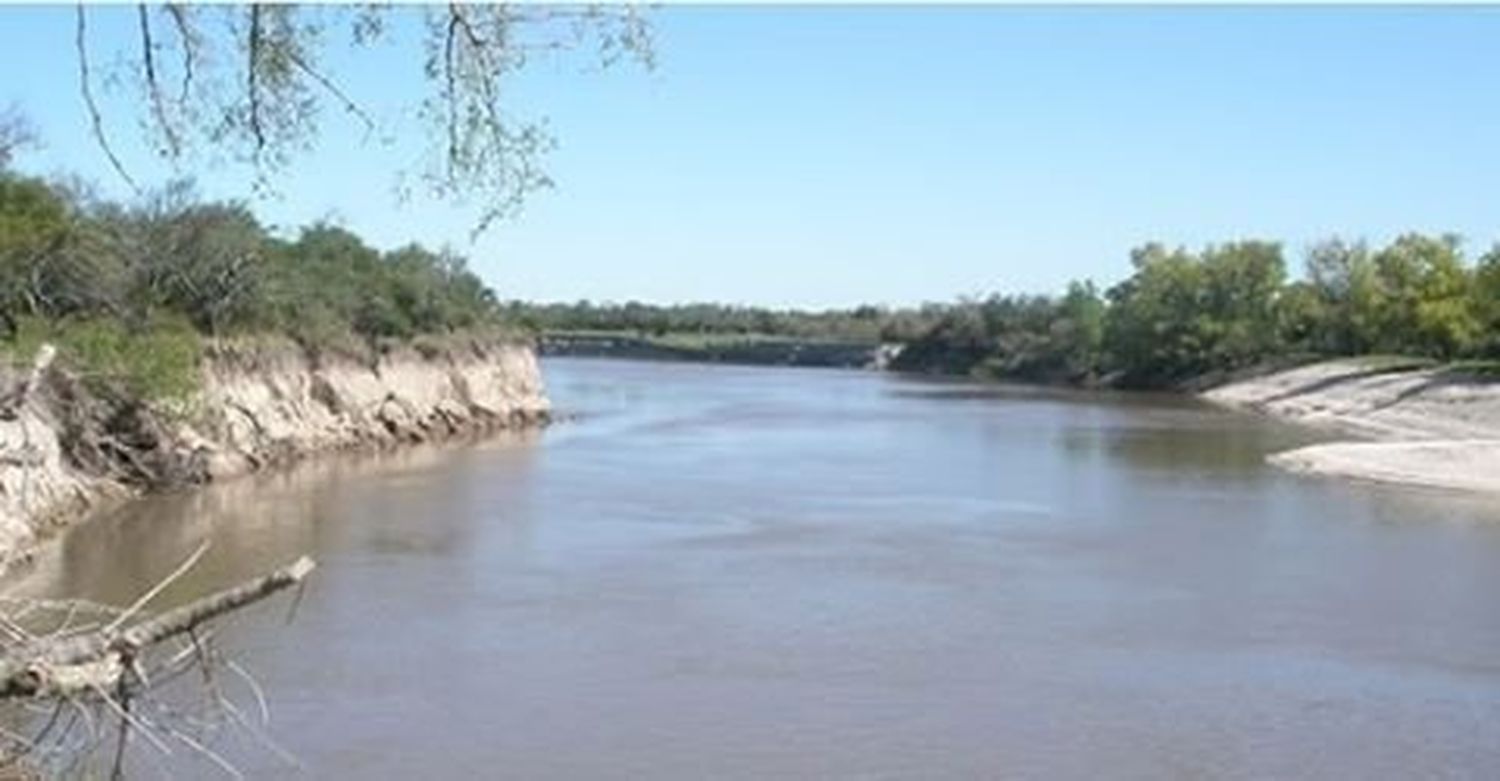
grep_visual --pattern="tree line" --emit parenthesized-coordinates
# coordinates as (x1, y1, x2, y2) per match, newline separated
(508, 236, 1500, 389)
(7, 150, 1499, 395)
(894, 237, 1500, 388)
(0, 166, 506, 398)
(500, 299, 945, 344)
(0, 171, 503, 342)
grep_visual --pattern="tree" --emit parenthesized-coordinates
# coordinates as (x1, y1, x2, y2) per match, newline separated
(1103, 243, 1208, 385)
(1303, 238, 1382, 355)
(1197, 241, 1286, 366)
(0, 173, 122, 328)
(1053, 280, 1105, 379)
(1104, 241, 1286, 385)
(1371, 233, 1479, 358)
(1470, 246, 1500, 358)
(1275, 280, 1328, 355)
(153, 203, 269, 335)
(69, 5, 653, 233)
(889, 299, 990, 374)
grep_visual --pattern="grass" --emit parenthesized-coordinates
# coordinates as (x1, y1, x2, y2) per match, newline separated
(1345, 354, 1442, 373)
(2, 314, 203, 402)
(1443, 359, 1500, 380)
(1333, 354, 1500, 382)
(1, 317, 536, 410)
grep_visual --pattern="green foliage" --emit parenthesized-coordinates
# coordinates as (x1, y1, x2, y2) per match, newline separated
(1347, 354, 1441, 373)
(895, 235, 1492, 389)
(1370, 234, 1479, 358)
(5, 314, 202, 402)
(1445, 360, 1500, 379)
(0, 175, 505, 344)
(1056, 280, 1106, 375)
(133, 200, 270, 335)
(1300, 239, 1381, 354)
(3, 163, 1496, 397)
(0, 172, 511, 403)
(520, 230, 1495, 390)
(1102, 241, 1286, 386)
(255, 226, 502, 346)
(0, 173, 77, 322)
(1291, 235, 1481, 359)
(887, 283, 1106, 384)
(503, 300, 916, 344)
(1475, 247, 1500, 357)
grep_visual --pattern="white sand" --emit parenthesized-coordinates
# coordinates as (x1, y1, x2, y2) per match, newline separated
(1203, 359, 1500, 494)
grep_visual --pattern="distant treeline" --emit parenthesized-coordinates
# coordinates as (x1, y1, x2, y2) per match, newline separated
(1, 170, 505, 397)
(509, 235, 1500, 388)
(8, 163, 1499, 396)
(501, 300, 940, 344)
(895, 237, 1500, 388)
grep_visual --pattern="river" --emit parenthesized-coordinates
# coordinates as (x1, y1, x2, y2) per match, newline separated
(16, 357, 1500, 778)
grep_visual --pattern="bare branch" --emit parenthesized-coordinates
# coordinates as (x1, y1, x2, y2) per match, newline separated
(247, 4, 267, 158)
(164, 4, 197, 106)
(103, 542, 210, 635)
(444, 9, 460, 176)
(137, 4, 182, 158)
(0, 556, 316, 699)
(285, 50, 375, 139)
(60, 4, 654, 232)
(75, 4, 138, 192)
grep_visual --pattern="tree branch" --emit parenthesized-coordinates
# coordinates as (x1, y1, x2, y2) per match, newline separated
(137, 4, 181, 158)
(164, 3, 196, 106)
(0, 556, 316, 699)
(75, 3, 138, 192)
(285, 50, 375, 138)
(247, 4, 267, 157)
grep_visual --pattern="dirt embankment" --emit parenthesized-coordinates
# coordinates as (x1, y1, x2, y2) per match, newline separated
(1203, 359, 1500, 494)
(0, 336, 549, 565)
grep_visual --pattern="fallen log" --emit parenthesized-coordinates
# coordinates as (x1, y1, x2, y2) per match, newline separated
(0, 555, 315, 699)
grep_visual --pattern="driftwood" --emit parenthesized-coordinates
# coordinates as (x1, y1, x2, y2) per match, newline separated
(0, 556, 315, 699)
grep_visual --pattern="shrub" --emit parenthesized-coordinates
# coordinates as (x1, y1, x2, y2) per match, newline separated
(4, 314, 202, 402)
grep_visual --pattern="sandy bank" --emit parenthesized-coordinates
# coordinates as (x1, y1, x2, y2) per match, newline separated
(0, 336, 549, 566)
(1203, 359, 1500, 494)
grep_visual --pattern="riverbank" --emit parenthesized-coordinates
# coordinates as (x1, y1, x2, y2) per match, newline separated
(1203, 358, 1500, 494)
(0, 335, 549, 568)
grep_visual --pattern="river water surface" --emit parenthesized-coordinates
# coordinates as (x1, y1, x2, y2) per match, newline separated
(18, 357, 1500, 778)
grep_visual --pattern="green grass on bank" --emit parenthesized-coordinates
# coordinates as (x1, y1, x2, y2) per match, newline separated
(1345, 354, 1443, 373)
(2, 317, 536, 407)
(1443, 359, 1500, 379)
(2, 315, 202, 403)
(1339, 354, 1500, 381)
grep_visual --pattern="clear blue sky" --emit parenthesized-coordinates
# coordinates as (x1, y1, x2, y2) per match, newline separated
(4, 6, 1500, 309)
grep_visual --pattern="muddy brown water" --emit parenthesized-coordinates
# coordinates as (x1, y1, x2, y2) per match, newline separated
(14, 357, 1500, 778)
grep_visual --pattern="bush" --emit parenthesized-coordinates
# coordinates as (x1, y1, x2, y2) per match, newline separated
(4, 314, 202, 402)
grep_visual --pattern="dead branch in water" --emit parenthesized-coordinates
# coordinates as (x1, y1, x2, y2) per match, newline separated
(0, 546, 316, 776)
(0, 555, 314, 699)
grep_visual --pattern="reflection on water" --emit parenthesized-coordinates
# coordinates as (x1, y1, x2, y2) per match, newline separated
(11, 358, 1500, 778)
(16, 429, 544, 607)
